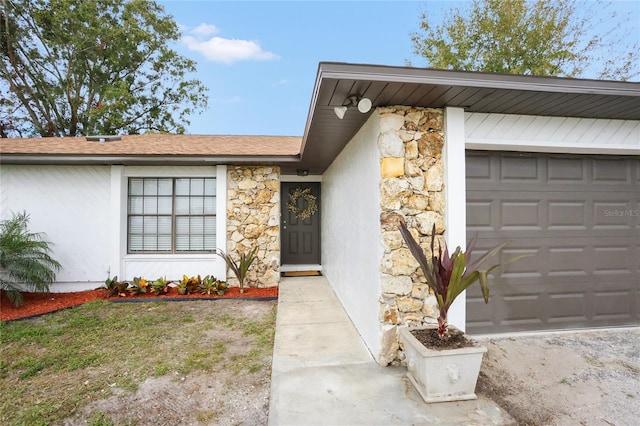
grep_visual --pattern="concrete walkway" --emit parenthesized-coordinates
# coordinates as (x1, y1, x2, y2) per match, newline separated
(268, 276, 513, 425)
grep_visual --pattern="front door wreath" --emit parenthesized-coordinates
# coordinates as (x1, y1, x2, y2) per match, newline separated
(286, 187, 318, 220)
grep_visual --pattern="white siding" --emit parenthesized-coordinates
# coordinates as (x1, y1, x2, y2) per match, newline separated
(0, 164, 227, 292)
(322, 113, 383, 361)
(465, 113, 640, 154)
(0, 165, 111, 291)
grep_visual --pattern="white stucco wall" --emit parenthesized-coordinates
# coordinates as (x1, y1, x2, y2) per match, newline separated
(0, 165, 112, 291)
(0, 164, 227, 291)
(322, 113, 383, 360)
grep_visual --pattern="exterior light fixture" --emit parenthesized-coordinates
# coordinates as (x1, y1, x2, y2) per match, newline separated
(333, 95, 373, 119)
(333, 106, 348, 120)
(296, 169, 309, 176)
(357, 97, 372, 113)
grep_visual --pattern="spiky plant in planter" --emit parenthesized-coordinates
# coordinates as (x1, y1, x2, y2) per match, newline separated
(216, 247, 258, 293)
(0, 212, 61, 307)
(399, 221, 525, 340)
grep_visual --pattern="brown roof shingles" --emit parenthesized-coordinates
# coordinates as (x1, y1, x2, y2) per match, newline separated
(0, 134, 302, 157)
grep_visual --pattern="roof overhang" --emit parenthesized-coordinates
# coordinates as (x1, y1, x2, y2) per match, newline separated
(1, 154, 301, 166)
(291, 62, 640, 175)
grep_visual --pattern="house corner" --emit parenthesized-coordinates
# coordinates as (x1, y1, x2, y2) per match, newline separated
(377, 106, 446, 365)
(226, 166, 281, 288)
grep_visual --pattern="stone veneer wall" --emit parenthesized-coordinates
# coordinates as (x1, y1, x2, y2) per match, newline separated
(377, 107, 446, 365)
(226, 166, 281, 288)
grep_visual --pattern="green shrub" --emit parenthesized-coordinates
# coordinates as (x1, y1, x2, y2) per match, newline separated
(0, 211, 61, 307)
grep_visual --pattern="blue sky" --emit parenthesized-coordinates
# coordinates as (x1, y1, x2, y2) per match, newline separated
(159, 0, 640, 136)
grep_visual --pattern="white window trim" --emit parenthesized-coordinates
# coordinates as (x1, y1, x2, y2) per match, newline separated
(110, 165, 227, 277)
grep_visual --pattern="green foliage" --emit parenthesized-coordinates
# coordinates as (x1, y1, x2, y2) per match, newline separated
(216, 247, 258, 293)
(399, 222, 526, 339)
(149, 276, 169, 296)
(177, 274, 200, 295)
(0, 0, 208, 137)
(0, 211, 61, 307)
(102, 275, 128, 297)
(128, 277, 148, 296)
(410, 0, 639, 80)
(200, 275, 228, 296)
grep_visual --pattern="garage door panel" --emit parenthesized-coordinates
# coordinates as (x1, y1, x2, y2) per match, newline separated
(592, 286, 637, 322)
(470, 278, 637, 331)
(500, 156, 540, 181)
(547, 157, 585, 181)
(592, 158, 633, 182)
(466, 151, 639, 334)
(467, 197, 637, 236)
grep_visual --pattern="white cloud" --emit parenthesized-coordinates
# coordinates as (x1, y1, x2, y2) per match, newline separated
(191, 23, 220, 37)
(272, 79, 288, 87)
(181, 23, 279, 64)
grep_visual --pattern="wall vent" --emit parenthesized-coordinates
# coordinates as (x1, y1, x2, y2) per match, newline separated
(86, 135, 121, 143)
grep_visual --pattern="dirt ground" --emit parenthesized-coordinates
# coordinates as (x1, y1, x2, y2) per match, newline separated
(476, 328, 640, 426)
(59, 299, 277, 426)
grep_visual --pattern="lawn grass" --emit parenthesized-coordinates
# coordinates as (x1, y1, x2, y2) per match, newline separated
(0, 299, 276, 426)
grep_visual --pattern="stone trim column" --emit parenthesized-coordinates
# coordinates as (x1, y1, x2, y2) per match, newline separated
(226, 166, 280, 288)
(377, 107, 446, 365)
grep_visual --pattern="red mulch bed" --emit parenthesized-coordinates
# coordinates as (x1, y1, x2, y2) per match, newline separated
(0, 286, 278, 322)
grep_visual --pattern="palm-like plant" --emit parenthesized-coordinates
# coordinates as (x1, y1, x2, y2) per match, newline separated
(399, 221, 525, 339)
(215, 247, 258, 293)
(0, 212, 61, 307)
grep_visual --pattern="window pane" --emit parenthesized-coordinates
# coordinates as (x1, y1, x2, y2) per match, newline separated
(175, 196, 189, 214)
(129, 234, 143, 251)
(203, 197, 215, 214)
(190, 178, 204, 195)
(158, 216, 172, 233)
(157, 234, 172, 251)
(175, 216, 189, 234)
(157, 179, 173, 195)
(190, 197, 204, 214)
(175, 179, 190, 195)
(143, 197, 157, 214)
(204, 234, 215, 250)
(143, 216, 157, 233)
(143, 179, 158, 195)
(175, 234, 190, 251)
(144, 234, 157, 251)
(128, 177, 217, 253)
(158, 197, 172, 214)
(190, 216, 204, 233)
(129, 216, 143, 233)
(204, 179, 216, 196)
(204, 216, 215, 229)
(129, 178, 143, 195)
(190, 235, 204, 251)
(129, 197, 143, 214)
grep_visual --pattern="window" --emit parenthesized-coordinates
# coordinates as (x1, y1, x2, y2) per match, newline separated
(128, 177, 216, 253)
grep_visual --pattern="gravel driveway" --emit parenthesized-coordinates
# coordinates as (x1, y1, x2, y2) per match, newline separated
(476, 327, 640, 426)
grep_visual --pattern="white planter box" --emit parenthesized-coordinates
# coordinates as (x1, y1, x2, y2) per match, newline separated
(399, 326, 487, 403)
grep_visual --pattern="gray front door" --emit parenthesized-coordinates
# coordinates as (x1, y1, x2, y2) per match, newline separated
(466, 151, 639, 334)
(281, 182, 321, 265)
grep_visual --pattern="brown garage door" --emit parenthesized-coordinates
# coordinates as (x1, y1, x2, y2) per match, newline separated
(466, 151, 639, 334)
